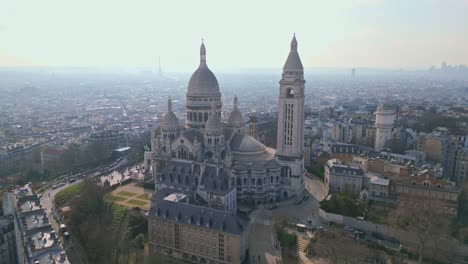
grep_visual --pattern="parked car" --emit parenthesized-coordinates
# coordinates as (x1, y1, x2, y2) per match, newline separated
(68, 178, 77, 183)
(343, 225, 354, 232)
(303, 194, 310, 200)
(60, 224, 67, 232)
(63, 231, 70, 239)
(52, 184, 58, 189)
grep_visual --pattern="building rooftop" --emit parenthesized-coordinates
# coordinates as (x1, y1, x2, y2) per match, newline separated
(23, 212, 49, 230)
(32, 249, 68, 264)
(30, 229, 56, 251)
(369, 175, 389, 186)
(14, 182, 36, 197)
(163, 193, 187, 202)
(150, 191, 247, 236)
(4, 183, 71, 264)
(326, 159, 364, 176)
(19, 200, 42, 213)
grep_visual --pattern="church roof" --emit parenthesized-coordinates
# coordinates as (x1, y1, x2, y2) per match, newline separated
(205, 103, 223, 132)
(182, 128, 204, 143)
(266, 159, 282, 169)
(158, 161, 200, 190)
(249, 162, 266, 171)
(283, 35, 304, 71)
(187, 41, 220, 96)
(230, 134, 266, 153)
(199, 166, 233, 194)
(228, 96, 243, 128)
(161, 97, 179, 129)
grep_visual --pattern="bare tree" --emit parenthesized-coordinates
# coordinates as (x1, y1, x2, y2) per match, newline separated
(314, 228, 375, 264)
(389, 202, 451, 264)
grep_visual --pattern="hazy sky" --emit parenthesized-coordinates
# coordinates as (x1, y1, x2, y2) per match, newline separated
(1, 0, 467, 70)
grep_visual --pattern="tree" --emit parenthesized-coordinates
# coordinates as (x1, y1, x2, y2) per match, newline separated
(67, 179, 148, 264)
(313, 228, 375, 264)
(320, 190, 366, 217)
(389, 202, 451, 264)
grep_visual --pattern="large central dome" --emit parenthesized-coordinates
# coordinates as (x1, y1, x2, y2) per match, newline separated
(187, 41, 220, 96)
(185, 40, 222, 129)
(187, 66, 220, 96)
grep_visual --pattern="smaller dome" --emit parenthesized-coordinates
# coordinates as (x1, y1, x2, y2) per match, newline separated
(228, 96, 243, 128)
(205, 102, 222, 133)
(162, 112, 179, 129)
(161, 97, 179, 130)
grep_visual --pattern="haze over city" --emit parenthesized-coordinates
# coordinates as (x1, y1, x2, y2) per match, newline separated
(1, 0, 468, 70)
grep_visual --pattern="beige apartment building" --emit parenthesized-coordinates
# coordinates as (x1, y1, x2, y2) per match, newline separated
(149, 192, 250, 264)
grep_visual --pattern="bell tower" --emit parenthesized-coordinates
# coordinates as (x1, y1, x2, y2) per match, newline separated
(276, 34, 305, 159)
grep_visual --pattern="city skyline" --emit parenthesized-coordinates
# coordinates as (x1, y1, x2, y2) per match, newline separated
(1, 0, 468, 70)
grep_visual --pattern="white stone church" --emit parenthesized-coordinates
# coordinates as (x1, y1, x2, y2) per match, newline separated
(149, 36, 306, 212)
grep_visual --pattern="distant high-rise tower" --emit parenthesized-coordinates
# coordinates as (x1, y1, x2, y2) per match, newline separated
(374, 103, 395, 150)
(158, 56, 162, 77)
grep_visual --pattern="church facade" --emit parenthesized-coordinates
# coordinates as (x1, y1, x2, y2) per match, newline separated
(150, 36, 306, 211)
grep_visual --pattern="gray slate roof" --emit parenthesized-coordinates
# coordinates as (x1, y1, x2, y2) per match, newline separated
(150, 198, 247, 235)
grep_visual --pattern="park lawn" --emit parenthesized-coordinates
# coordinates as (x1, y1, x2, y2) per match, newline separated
(109, 195, 128, 202)
(55, 182, 85, 206)
(127, 199, 148, 206)
(117, 191, 137, 197)
(136, 194, 149, 200)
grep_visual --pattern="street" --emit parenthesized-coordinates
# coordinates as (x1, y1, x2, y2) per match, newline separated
(249, 209, 282, 264)
(271, 174, 328, 228)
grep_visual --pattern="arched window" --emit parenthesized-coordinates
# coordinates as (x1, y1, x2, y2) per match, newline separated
(286, 88, 294, 98)
(204, 112, 208, 121)
(177, 146, 188, 159)
(198, 113, 202, 122)
(281, 166, 292, 178)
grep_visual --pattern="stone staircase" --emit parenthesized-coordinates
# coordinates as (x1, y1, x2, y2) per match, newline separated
(297, 235, 310, 253)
